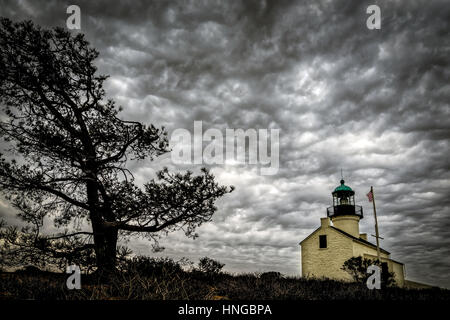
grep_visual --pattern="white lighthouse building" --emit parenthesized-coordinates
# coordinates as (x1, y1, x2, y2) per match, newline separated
(300, 180, 406, 286)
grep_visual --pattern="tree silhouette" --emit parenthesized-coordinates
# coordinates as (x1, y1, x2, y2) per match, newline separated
(0, 18, 232, 278)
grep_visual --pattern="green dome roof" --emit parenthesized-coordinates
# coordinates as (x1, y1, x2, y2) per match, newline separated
(334, 179, 353, 192)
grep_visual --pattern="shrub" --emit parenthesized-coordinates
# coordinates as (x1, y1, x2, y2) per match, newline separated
(260, 271, 282, 280)
(122, 256, 184, 277)
(197, 257, 225, 274)
(16, 265, 43, 275)
(342, 256, 396, 288)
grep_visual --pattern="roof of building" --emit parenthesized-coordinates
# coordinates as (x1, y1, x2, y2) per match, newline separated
(299, 226, 321, 244)
(329, 226, 390, 254)
(363, 253, 403, 265)
(299, 224, 390, 255)
(334, 179, 353, 192)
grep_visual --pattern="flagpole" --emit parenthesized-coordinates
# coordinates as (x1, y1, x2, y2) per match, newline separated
(371, 186, 381, 262)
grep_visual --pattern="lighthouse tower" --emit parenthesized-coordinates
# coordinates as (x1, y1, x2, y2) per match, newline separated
(326, 179, 363, 238)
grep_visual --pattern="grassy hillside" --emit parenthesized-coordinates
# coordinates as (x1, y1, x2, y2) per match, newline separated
(1, 268, 448, 300)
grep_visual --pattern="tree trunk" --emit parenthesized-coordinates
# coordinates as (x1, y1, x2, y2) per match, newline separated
(92, 222, 118, 280)
(86, 177, 118, 281)
(93, 206, 118, 280)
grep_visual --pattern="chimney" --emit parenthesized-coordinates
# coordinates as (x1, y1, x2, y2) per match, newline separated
(321, 217, 330, 228)
(360, 233, 368, 241)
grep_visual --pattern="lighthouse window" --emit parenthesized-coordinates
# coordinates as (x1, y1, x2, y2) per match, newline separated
(319, 235, 327, 248)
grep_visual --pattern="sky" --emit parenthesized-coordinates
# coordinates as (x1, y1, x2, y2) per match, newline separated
(0, 0, 449, 288)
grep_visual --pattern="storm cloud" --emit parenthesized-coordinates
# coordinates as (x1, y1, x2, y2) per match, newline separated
(1, 0, 449, 287)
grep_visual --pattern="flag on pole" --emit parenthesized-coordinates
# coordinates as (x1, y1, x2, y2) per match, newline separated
(367, 190, 373, 202)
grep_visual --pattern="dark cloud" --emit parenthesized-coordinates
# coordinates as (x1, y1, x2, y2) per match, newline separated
(1, 0, 449, 287)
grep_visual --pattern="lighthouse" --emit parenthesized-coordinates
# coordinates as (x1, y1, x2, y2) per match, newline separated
(299, 179, 407, 286)
(327, 179, 363, 238)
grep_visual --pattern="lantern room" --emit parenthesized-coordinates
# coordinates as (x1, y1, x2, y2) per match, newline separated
(327, 179, 363, 218)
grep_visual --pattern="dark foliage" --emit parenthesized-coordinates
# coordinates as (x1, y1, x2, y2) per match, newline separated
(120, 256, 186, 277)
(342, 256, 396, 288)
(196, 256, 225, 275)
(15, 265, 43, 275)
(260, 271, 283, 280)
(0, 256, 448, 300)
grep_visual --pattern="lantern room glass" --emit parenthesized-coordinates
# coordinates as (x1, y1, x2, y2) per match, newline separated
(333, 193, 355, 206)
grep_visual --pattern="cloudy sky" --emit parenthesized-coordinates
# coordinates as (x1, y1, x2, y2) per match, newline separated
(0, 0, 449, 287)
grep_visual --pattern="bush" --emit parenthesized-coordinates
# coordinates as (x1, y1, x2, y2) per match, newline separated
(342, 256, 396, 288)
(16, 265, 43, 275)
(197, 257, 225, 274)
(122, 256, 184, 277)
(260, 271, 282, 280)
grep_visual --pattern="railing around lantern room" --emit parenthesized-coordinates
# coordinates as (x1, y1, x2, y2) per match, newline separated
(327, 205, 363, 218)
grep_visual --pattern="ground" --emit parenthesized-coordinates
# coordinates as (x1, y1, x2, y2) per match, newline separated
(0, 270, 448, 300)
